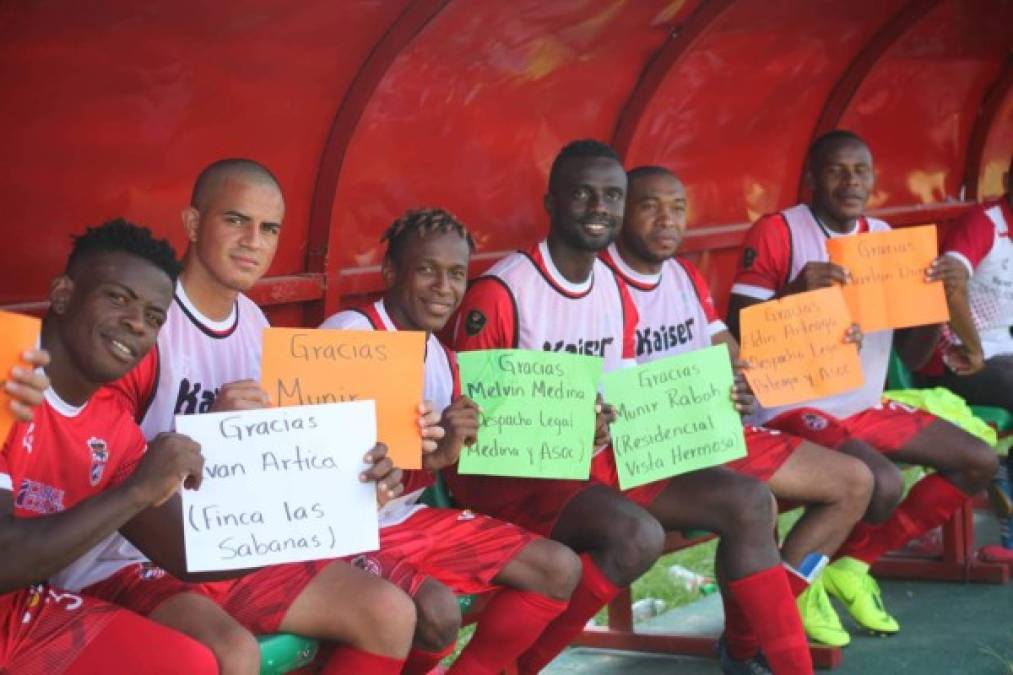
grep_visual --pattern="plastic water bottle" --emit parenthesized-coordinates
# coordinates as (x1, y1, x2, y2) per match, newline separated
(631, 597, 666, 622)
(668, 564, 718, 595)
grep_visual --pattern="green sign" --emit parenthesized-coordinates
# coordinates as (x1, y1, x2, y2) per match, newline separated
(602, 344, 747, 490)
(457, 349, 603, 479)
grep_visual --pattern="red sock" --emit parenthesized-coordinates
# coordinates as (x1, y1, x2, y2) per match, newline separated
(516, 553, 620, 674)
(321, 647, 405, 675)
(721, 590, 759, 661)
(448, 590, 566, 675)
(837, 474, 969, 564)
(403, 643, 455, 675)
(728, 566, 812, 675)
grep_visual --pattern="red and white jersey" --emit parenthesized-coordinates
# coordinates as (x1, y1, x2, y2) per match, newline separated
(58, 281, 268, 591)
(321, 299, 459, 527)
(731, 203, 893, 421)
(941, 198, 1013, 359)
(451, 241, 638, 375)
(600, 243, 725, 364)
(0, 388, 147, 590)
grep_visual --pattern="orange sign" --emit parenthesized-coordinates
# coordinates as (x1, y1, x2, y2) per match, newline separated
(739, 287, 864, 408)
(261, 328, 426, 469)
(827, 225, 949, 332)
(0, 311, 42, 443)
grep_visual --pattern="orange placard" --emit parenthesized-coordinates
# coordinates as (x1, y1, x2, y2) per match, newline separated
(739, 287, 864, 408)
(827, 225, 949, 332)
(0, 311, 42, 442)
(261, 328, 426, 469)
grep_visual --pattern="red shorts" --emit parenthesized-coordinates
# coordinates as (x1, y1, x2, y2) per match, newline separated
(84, 559, 331, 634)
(444, 446, 673, 537)
(1, 586, 117, 675)
(347, 507, 535, 596)
(725, 426, 804, 482)
(767, 402, 936, 455)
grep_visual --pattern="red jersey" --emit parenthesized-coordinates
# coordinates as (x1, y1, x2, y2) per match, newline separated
(0, 388, 145, 520)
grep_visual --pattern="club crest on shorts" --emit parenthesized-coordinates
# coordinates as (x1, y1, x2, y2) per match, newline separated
(802, 412, 828, 431)
(87, 437, 109, 486)
(137, 563, 166, 581)
(350, 554, 382, 577)
(465, 309, 486, 336)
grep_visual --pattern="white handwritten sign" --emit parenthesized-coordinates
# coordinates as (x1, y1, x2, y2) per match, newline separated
(177, 401, 379, 572)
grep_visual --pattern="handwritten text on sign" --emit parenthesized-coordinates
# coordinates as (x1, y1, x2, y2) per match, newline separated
(739, 286, 864, 408)
(602, 345, 747, 490)
(457, 350, 603, 480)
(0, 311, 41, 442)
(827, 225, 948, 332)
(177, 401, 379, 572)
(261, 328, 425, 469)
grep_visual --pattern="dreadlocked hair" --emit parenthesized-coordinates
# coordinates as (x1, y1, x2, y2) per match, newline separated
(381, 208, 476, 262)
(66, 218, 181, 283)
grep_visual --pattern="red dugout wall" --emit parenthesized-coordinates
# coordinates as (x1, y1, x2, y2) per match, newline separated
(1, 0, 1010, 324)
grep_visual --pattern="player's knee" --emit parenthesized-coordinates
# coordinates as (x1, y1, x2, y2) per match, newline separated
(837, 459, 875, 510)
(604, 512, 664, 583)
(723, 478, 776, 534)
(206, 622, 260, 674)
(961, 439, 999, 491)
(367, 581, 418, 653)
(413, 583, 460, 652)
(865, 462, 904, 523)
(530, 539, 582, 600)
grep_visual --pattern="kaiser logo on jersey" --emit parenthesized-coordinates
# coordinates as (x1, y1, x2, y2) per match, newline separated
(87, 437, 109, 486)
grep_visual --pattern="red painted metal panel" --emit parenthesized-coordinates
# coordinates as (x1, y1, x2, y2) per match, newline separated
(328, 0, 691, 296)
(964, 64, 1013, 201)
(0, 0, 409, 305)
(837, 0, 1013, 207)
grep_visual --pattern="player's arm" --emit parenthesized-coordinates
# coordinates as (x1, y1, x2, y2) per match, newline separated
(894, 254, 971, 371)
(0, 432, 203, 592)
(711, 330, 755, 417)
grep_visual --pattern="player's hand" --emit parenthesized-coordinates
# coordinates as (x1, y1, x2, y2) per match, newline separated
(209, 380, 271, 412)
(730, 358, 755, 417)
(594, 394, 616, 448)
(926, 255, 968, 298)
(128, 432, 205, 508)
(790, 261, 850, 293)
(4, 349, 50, 422)
(418, 401, 445, 454)
(844, 323, 864, 352)
(943, 343, 985, 376)
(361, 443, 404, 507)
(423, 396, 480, 472)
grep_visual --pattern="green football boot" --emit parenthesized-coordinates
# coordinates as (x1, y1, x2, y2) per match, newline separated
(822, 557, 899, 635)
(797, 578, 850, 647)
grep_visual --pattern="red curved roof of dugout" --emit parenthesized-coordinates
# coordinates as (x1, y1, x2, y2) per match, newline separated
(0, 0, 1010, 324)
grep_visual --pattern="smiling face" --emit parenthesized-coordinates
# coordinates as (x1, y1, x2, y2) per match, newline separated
(382, 229, 471, 333)
(620, 171, 687, 270)
(183, 174, 285, 293)
(546, 156, 627, 252)
(808, 138, 875, 228)
(54, 250, 173, 384)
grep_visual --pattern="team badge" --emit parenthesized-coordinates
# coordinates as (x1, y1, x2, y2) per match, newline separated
(741, 246, 757, 270)
(87, 437, 109, 486)
(465, 309, 487, 336)
(802, 412, 828, 431)
(350, 554, 383, 577)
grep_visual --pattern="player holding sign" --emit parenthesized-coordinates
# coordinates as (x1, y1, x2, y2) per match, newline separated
(73, 160, 431, 674)
(727, 130, 998, 635)
(450, 140, 813, 675)
(602, 165, 874, 651)
(321, 208, 581, 675)
(1, 221, 221, 675)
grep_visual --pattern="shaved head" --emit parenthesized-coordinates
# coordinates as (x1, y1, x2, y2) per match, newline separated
(190, 158, 282, 212)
